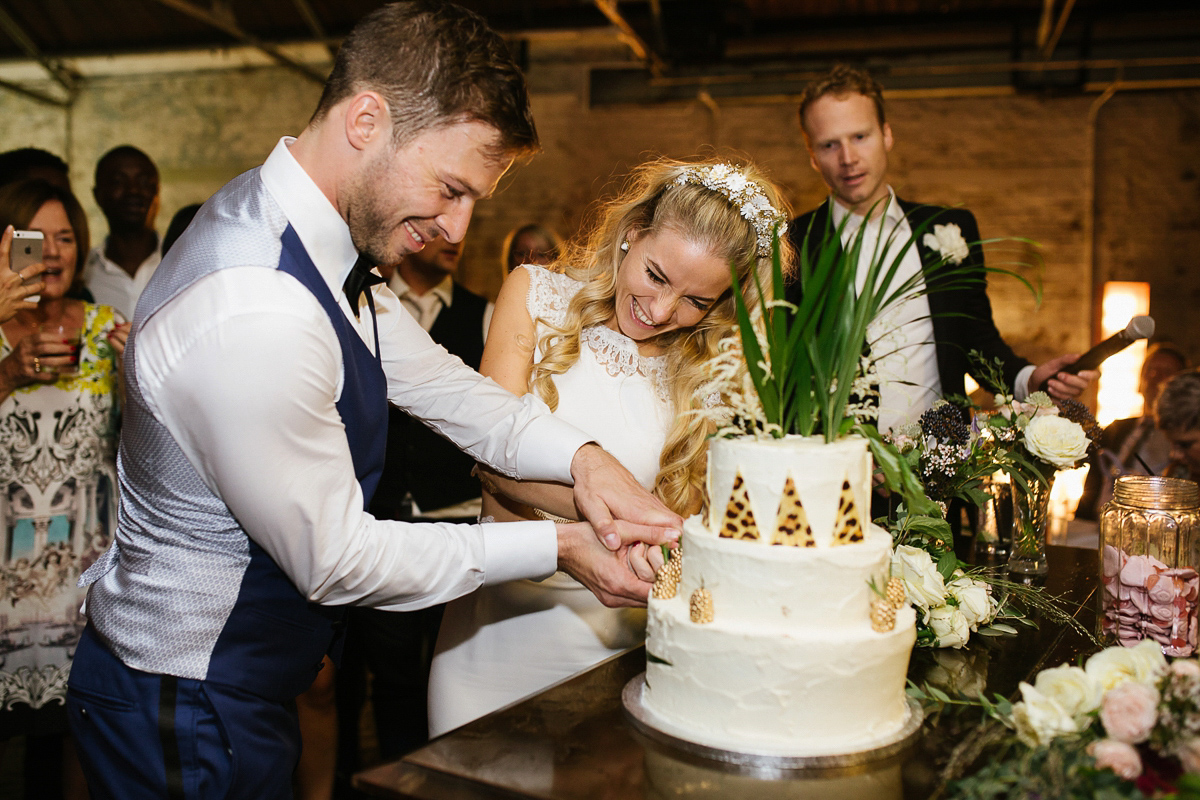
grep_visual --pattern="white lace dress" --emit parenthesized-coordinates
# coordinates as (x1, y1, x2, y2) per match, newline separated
(427, 265, 670, 738)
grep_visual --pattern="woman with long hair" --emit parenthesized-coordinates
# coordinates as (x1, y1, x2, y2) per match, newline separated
(428, 157, 791, 736)
(0, 179, 126, 799)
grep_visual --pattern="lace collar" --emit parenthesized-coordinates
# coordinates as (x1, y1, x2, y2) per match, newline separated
(581, 324, 669, 403)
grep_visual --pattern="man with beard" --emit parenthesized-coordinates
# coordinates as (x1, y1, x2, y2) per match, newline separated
(65, 3, 679, 798)
(82, 145, 161, 318)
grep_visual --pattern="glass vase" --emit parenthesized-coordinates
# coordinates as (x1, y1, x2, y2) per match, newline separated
(973, 472, 1015, 565)
(1099, 475, 1200, 656)
(1008, 474, 1054, 578)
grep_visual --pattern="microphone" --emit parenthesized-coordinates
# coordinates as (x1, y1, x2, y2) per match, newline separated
(1038, 315, 1155, 391)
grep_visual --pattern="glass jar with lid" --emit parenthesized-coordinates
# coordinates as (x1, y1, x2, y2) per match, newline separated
(1099, 475, 1200, 656)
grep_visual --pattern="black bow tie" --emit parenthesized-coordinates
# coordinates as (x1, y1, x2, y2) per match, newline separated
(343, 254, 385, 318)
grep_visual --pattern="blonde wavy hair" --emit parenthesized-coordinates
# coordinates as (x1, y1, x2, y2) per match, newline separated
(530, 157, 792, 516)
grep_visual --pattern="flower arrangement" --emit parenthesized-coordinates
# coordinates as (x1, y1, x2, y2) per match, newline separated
(892, 543, 1003, 648)
(924, 640, 1200, 798)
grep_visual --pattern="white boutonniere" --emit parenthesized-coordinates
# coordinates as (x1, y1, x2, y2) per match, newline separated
(922, 223, 970, 265)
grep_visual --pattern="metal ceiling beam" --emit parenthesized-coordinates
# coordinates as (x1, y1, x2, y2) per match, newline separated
(290, 0, 337, 60)
(0, 5, 79, 96)
(593, 0, 665, 76)
(1040, 0, 1077, 61)
(149, 0, 327, 83)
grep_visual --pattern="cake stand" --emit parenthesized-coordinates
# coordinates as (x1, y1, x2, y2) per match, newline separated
(621, 673, 924, 771)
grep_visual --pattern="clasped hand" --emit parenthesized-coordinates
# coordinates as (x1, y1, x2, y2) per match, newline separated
(556, 521, 669, 608)
(1, 331, 75, 386)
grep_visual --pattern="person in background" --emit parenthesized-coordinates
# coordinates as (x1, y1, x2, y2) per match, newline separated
(0, 179, 126, 800)
(429, 156, 791, 736)
(0, 148, 71, 192)
(501, 222, 561, 274)
(160, 202, 203, 258)
(1077, 342, 1188, 519)
(81, 145, 161, 319)
(1155, 369, 1200, 480)
(787, 65, 1096, 435)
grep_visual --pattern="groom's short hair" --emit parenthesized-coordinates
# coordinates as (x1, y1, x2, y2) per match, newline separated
(1157, 370, 1200, 434)
(797, 65, 887, 135)
(311, 0, 538, 158)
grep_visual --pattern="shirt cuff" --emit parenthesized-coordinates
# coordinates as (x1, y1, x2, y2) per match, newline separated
(481, 520, 558, 585)
(514, 415, 593, 483)
(1013, 364, 1037, 401)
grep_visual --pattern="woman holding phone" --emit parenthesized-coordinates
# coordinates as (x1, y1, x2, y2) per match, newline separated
(0, 179, 126, 799)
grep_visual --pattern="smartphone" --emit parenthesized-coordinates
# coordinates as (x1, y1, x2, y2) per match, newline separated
(11, 230, 42, 303)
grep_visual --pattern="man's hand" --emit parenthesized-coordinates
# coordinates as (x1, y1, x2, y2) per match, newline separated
(571, 443, 682, 551)
(1030, 354, 1098, 400)
(556, 521, 662, 607)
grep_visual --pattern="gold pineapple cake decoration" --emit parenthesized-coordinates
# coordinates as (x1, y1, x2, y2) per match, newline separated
(719, 471, 759, 541)
(771, 474, 816, 547)
(690, 587, 714, 624)
(652, 549, 683, 600)
(830, 476, 864, 546)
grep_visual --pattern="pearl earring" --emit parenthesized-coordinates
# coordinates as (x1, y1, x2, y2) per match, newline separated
(620, 241, 629, 252)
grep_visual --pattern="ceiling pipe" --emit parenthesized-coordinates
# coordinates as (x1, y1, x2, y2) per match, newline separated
(1040, 0, 1078, 61)
(290, 0, 337, 60)
(149, 0, 327, 83)
(0, 5, 78, 99)
(593, 0, 665, 76)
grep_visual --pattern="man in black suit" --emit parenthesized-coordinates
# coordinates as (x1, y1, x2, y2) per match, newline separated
(787, 65, 1095, 433)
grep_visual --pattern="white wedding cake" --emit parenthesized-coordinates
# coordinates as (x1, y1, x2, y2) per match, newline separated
(642, 434, 917, 756)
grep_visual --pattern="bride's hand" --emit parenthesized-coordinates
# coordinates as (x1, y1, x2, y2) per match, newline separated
(556, 521, 657, 608)
(625, 542, 665, 582)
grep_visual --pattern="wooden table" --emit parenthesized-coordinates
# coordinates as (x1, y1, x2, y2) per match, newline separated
(354, 545, 1099, 800)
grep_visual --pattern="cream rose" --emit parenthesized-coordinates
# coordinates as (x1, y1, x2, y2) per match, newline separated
(1127, 638, 1169, 682)
(1033, 664, 1103, 724)
(928, 604, 971, 649)
(922, 223, 970, 265)
(1100, 680, 1160, 744)
(892, 545, 947, 611)
(947, 576, 997, 629)
(1087, 739, 1143, 780)
(1023, 415, 1090, 468)
(1087, 645, 1151, 690)
(1012, 682, 1078, 746)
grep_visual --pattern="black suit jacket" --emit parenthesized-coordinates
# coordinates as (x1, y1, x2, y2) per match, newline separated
(785, 197, 1030, 401)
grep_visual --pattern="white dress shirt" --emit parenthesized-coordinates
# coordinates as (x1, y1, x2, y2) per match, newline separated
(389, 272, 495, 343)
(82, 239, 161, 319)
(132, 137, 591, 610)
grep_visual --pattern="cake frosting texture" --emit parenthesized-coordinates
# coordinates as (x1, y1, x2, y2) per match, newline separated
(643, 435, 916, 755)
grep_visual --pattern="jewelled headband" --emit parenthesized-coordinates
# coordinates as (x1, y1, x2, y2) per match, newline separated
(673, 163, 787, 258)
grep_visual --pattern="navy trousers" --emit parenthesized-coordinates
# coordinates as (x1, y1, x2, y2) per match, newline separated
(67, 624, 300, 800)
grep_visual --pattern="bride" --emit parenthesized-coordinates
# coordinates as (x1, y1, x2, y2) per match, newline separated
(427, 157, 791, 736)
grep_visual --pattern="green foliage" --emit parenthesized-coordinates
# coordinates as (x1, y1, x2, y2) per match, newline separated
(948, 736, 1148, 800)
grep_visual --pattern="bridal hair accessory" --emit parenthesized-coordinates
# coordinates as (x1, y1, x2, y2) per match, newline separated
(673, 163, 787, 258)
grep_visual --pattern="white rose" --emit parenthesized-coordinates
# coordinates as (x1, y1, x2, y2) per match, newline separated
(1012, 682, 1079, 746)
(947, 576, 996, 629)
(928, 604, 971, 649)
(1033, 664, 1104, 724)
(1086, 642, 1166, 691)
(892, 545, 947, 611)
(1127, 638, 1169, 682)
(922, 223, 970, 265)
(1023, 415, 1090, 468)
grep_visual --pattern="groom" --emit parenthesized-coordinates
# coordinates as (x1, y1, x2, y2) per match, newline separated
(66, 3, 679, 798)
(786, 65, 1096, 433)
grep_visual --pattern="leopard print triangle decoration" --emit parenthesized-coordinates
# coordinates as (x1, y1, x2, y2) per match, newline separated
(718, 471, 759, 540)
(771, 474, 815, 547)
(830, 477, 864, 546)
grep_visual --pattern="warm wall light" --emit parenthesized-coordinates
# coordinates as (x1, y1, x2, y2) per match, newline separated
(1096, 281, 1151, 427)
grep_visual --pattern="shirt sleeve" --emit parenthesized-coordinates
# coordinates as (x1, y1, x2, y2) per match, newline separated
(136, 268, 559, 611)
(372, 282, 591, 482)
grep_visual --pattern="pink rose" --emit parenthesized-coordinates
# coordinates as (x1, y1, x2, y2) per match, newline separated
(1171, 662, 1200, 681)
(1100, 681, 1160, 744)
(1177, 739, 1200, 774)
(1088, 738, 1143, 779)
